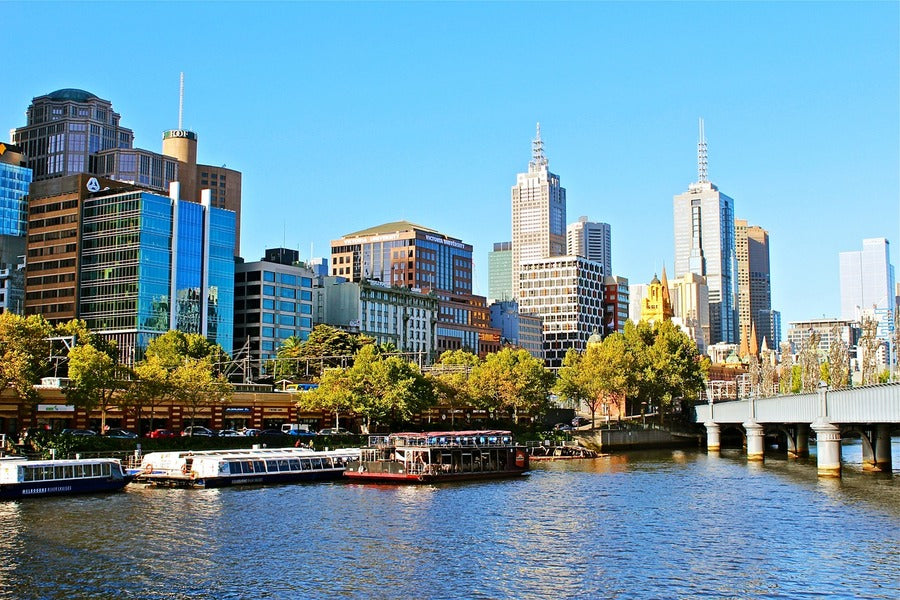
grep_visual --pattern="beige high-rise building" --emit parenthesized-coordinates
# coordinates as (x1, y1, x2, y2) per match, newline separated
(511, 123, 566, 299)
(669, 272, 711, 355)
(735, 218, 771, 351)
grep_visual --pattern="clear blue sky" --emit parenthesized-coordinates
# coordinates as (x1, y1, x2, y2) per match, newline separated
(3, 2, 898, 328)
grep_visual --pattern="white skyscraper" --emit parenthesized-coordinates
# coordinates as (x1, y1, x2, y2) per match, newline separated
(511, 123, 566, 299)
(839, 237, 895, 320)
(673, 119, 737, 344)
(567, 216, 611, 277)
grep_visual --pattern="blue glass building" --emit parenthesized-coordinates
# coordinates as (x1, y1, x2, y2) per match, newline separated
(0, 144, 32, 314)
(80, 183, 234, 360)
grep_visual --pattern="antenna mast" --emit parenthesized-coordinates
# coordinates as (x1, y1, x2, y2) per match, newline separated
(178, 72, 184, 130)
(697, 117, 708, 183)
(530, 122, 547, 169)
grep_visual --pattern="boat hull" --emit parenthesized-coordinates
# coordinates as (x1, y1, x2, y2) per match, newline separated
(0, 476, 132, 500)
(142, 469, 346, 488)
(344, 469, 527, 484)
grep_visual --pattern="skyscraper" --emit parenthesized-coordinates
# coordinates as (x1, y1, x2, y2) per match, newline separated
(839, 238, 895, 320)
(735, 219, 772, 350)
(673, 120, 737, 344)
(511, 123, 566, 299)
(567, 216, 611, 277)
(488, 241, 513, 303)
(0, 143, 31, 314)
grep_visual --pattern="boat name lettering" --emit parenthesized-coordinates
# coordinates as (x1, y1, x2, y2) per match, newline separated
(22, 485, 73, 495)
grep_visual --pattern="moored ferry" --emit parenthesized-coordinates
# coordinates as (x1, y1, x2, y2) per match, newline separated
(344, 430, 529, 484)
(135, 447, 360, 488)
(0, 456, 133, 500)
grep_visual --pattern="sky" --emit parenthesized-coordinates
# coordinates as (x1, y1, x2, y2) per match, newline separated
(3, 2, 898, 328)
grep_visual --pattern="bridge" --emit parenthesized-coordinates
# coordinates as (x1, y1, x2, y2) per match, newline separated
(694, 382, 899, 477)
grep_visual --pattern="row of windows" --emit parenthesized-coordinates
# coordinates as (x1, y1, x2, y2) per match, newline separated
(28, 199, 78, 216)
(25, 288, 74, 300)
(29, 214, 78, 229)
(26, 258, 76, 272)
(26, 272, 76, 287)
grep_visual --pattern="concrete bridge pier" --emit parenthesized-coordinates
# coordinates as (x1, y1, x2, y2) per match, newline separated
(788, 424, 810, 459)
(704, 421, 721, 452)
(811, 419, 842, 477)
(743, 420, 765, 461)
(873, 424, 893, 473)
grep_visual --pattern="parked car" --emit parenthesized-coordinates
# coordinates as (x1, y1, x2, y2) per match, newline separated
(287, 429, 317, 437)
(104, 428, 138, 439)
(553, 423, 573, 432)
(60, 428, 98, 437)
(217, 429, 242, 437)
(241, 428, 260, 437)
(146, 428, 176, 439)
(317, 427, 352, 436)
(571, 416, 590, 428)
(257, 428, 288, 437)
(181, 426, 215, 437)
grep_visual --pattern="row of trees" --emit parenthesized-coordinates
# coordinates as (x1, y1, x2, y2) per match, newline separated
(294, 322, 705, 432)
(0, 313, 230, 433)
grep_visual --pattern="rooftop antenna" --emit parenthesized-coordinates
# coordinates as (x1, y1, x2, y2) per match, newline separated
(530, 122, 547, 169)
(178, 72, 185, 130)
(697, 117, 708, 183)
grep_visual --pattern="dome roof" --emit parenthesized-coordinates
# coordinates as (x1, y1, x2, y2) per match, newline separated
(45, 88, 99, 102)
(587, 330, 603, 345)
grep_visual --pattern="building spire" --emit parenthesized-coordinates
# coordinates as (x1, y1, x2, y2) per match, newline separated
(530, 121, 548, 169)
(697, 117, 708, 183)
(178, 72, 185, 130)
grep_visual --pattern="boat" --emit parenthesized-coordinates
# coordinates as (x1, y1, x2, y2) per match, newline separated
(0, 456, 133, 500)
(134, 446, 360, 488)
(344, 430, 529, 484)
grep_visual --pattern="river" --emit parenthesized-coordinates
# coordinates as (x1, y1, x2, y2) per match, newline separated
(0, 442, 897, 599)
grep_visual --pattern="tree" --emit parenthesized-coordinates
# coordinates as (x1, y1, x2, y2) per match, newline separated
(779, 342, 794, 394)
(352, 346, 435, 431)
(170, 357, 233, 428)
(296, 364, 356, 430)
(278, 325, 372, 379)
(428, 350, 481, 426)
(0, 313, 53, 404)
(120, 357, 173, 434)
(468, 348, 553, 424)
(827, 324, 849, 389)
(145, 330, 227, 371)
(622, 320, 705, 426)
(858, 316, 881, 386)
(65, 343, 131, 433)
(799, 331, 821, 392)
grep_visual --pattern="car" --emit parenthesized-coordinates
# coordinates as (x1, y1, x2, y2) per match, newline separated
(317, 427, 352, 436)
(181, 426, 215, 437)
(60, 428, 98, 437)
(571, 417, 590, 428)
(287, 429, 317, 437)
(104, 428, 138, 439)
(552, 423, 573, 432)
(257, 428, 288, 436)
(146, 428, 177, 439)
(217, 429, 242, 437)
(241, 428, 261, 437)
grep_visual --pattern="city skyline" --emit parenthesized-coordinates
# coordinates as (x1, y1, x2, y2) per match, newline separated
(2, 2, 897, 328)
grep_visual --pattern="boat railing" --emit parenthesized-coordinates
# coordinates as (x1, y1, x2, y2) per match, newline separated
(370, 435, 516, 449)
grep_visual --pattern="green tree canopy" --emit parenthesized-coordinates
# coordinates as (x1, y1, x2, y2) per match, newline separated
(428, 350, 481, 426)
(277, 325, 373, 379)
(0, 313, 53, 403)
(65, 343, 132, 432)
(468, 348, 553, 423)
(144, 330, 227, 371)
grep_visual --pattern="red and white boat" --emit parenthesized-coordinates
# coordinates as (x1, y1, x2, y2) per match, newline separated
(344, 430, 529, 484)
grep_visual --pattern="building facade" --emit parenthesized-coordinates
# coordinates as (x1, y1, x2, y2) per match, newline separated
(839, 238, 895, 321)
(233, 251, 315, 370)
(330, 221, 499, 357)
(0, 143, 31, 314)
(78, 183, 235, 361)
(567, 216, 611, 277)
(602, 275, 629, 335)
(786, 318, 858, 355)
(317, 277, 438, 361)
(668, 272, 711, 355)
(673, 122, 737, 344)
(735, 219, 772, 351)
(511, 124, 566, 299)
(489, 301, 544, 360)
(640, 269, 674, 324)
(517, 255, 604, 368)
(488, 241, 513, 304)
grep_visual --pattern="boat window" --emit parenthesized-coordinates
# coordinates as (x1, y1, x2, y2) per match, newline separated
(311, 458, 323, 470)
(89, 464, 99, 477)
(63, 466, 74, 479)
(74, 465, 84, 478)
(24, 467, 35, 482)
(288, 459, 300, 471)
(253, 461, 265, 473)
(102, 463, 111, 477)
(300, 459, 311, 470)
(265, 460, 278, 472)
(53, 466, 64, 480)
